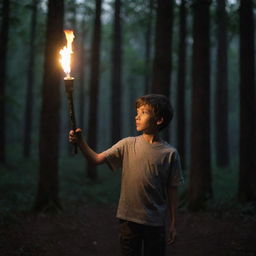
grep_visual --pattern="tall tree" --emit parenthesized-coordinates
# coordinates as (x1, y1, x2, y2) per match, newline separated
(144, 0, 153, 94)
(78, 16, 87, 131)
(87, 0, 102, 180)
(177, 0, 187, 168)
(23, 0, 38, 158)
(34, 0, 64, 213)
(0, 0, 10, 163)
(188, 0, 212, 211)
(238, 0, 256, 202)
(111, 0, 122, 144)
(215, 0, 229, 167)
(151, 0, 174, 141)
(151, 0, 173, 97)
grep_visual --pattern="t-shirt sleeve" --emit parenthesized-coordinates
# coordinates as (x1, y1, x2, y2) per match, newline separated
(168, 151, 184, 187)
(103, 138, 127, 171)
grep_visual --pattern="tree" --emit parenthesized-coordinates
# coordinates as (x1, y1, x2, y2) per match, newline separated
(238, 0, 256, 202)
(87, 0, 102, 180)
(34, 0, 64, 213)
(144, 0, 153, 94)
(188, 0, 212, 211)
(151, 0, 173, 97)
(111, 0, 123, 144)
(23, 0, 39, 158)
(0, 0, 10, 163)
(177, 0, 187, 168)
(215, 0, 229, 167)
(78, 16, 87, 131)
(151, 0, 174, 141)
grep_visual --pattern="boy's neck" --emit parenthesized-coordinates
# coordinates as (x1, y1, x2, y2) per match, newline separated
(142, 133, 161, 144)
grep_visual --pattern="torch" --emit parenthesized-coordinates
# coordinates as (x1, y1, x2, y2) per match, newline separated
(59, 30, 77, 154)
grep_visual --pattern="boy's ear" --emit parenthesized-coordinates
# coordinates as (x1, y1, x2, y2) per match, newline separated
(156, 117, 164, 126)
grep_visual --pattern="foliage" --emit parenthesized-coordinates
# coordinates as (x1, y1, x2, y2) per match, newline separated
(1, 156, 255, 223)
(59, 156, 121, 206)
(0, 156, 120, 219)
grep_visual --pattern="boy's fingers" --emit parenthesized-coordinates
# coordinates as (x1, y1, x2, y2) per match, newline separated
(69, 128, 83, 145)
(167, 232, 176, 245)
(70, 128, 82, 136)
(75, 128, 82, 133)
(167, 236, 176, 245)
(75, 129, 83, 141)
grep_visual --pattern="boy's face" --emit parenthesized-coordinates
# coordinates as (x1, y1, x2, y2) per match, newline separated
(135, 104, 162, 134)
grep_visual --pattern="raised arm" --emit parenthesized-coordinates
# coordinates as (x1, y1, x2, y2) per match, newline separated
(69, 129, 106, 165)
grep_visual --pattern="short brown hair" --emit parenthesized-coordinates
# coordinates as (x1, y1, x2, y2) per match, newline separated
(135, 94, 173, 131)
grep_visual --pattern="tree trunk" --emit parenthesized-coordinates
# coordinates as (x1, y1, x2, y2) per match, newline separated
(151, 0, 173, 141)
(215, 0, 229, 167)
(111, 0, 122, 144)
(188, 0, 212, 211)
(87, 0, 102, 180)
(238, 0, 256, 202)
(151, 0, 173, 97)
(177, 0, 187, 168)
(33, 0, 64, 213)
(23, 0, 38, 158)
(144, 0, 153, 94)
(0, 0, 10, 163)
(78, 18, 86, 131)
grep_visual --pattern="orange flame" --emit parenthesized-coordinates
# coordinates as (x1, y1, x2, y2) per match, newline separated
(59, 30, 75, 78)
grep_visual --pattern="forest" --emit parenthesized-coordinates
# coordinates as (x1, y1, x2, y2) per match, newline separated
(0, 0, 256, 255)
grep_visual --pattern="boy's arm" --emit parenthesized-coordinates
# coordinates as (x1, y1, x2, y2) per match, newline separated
(69, 129, 106, 165)
(167, 186, 178, 245)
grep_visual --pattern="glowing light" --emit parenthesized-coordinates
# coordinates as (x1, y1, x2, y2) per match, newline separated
(59, 30, 75, 78)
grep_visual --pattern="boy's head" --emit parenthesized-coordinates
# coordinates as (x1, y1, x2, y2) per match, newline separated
(135, 94, 173, 131)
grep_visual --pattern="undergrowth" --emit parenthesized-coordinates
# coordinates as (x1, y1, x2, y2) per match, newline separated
(0, 155, 255, 222)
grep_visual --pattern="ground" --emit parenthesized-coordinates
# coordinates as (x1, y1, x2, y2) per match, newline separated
(1, 204, 256, 256)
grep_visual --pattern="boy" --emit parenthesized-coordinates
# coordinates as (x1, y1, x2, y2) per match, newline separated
(69, 94, 184, 256)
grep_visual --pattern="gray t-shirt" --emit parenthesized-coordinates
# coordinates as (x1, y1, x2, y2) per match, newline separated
(104, 135, 184, 226)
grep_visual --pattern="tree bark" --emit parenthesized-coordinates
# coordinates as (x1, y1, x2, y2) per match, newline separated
(78, 17, 86, 131)
(34, 0, 64, 213)
(238, 0, 256, 202)
(111, 0, 122, 144)
(151, 0, 173, 97)
(144, 0, 153, 94)
(23, 0, 38, 158)
(87, 0, 102, 180)
(215, 0, 229, 167)
(188, 0, 212, 211)
(0, 0, 10, 163)
(151, 0, 174, 141)
(177, 0, 187, 168)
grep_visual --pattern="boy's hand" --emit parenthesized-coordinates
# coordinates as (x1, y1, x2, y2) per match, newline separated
(69, 128, 83, 145)
(167, 224, 177, 245)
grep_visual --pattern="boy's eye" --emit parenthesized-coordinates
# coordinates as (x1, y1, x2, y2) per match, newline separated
(136, 109, 150, 115)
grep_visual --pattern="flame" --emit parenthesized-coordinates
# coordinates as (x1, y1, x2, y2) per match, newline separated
(59, 30, 75, 78)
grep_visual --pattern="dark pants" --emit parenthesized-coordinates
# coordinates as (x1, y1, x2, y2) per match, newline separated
(119, 220, 165, 256)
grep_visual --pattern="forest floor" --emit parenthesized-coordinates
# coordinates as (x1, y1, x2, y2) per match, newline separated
(1, 158, 256, 256)
(1, 203, 256, 256)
